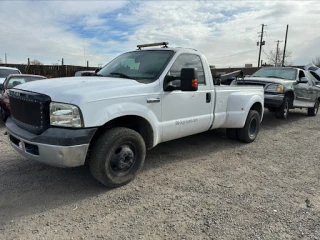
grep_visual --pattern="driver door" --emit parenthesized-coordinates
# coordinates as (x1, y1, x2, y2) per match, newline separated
(161, 54, 213, 142)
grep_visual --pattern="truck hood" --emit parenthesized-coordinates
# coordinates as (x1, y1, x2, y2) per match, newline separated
(13, 77, 147, 104)
(243, 76, 295, 85)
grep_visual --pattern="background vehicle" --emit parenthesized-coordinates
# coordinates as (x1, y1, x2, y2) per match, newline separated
(74, 70, 95, 76)
(6, 42, 264, 188)
(0, 67, 21, 84)
(234, 67, 320, 119)
(0, 74, 47, 122)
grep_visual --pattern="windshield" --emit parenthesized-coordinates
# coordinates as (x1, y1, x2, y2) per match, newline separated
(6, 76, 46, 89)
(97, 50, 174, 82)
(0, 69, 20, 78)
(251, 68, 297, 80)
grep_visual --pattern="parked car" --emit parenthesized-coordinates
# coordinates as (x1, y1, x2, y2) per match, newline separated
(0, 67, 21, 84)
(5, 42, 264, 188)
(0, 74, 47, 122)
(74, 70, 95, 76)
(233, 67, 320, 119)
(305, 63, 320, 76)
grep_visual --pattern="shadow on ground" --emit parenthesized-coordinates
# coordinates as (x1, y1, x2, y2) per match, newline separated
(0, 109, 311, 224)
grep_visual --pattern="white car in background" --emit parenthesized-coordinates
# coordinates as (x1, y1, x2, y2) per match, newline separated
(0, 67, 21, 84)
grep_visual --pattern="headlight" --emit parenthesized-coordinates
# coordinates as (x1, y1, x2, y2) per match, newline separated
(50, 102, 83, 128)
(266, 84, 283, 93)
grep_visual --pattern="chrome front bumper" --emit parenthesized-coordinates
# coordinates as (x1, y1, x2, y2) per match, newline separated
(5, 117, 96, 168)
(8, 131, 89, 167)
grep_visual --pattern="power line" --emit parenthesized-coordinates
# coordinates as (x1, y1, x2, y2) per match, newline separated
(263, 50, 270, 57)
(211, 49, 257, 60)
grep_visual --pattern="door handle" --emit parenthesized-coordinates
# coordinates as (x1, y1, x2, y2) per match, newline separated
(147, 98, 160, 103)
(206, 92, 211, 103)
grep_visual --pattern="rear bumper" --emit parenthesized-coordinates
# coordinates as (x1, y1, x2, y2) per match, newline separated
(6, 117, 97, 167)
(264, 93, 284, 108)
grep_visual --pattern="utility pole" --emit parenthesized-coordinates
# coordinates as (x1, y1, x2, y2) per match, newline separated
(257, 24, 266, 68)
(274, 40, 283, 67)
(282, 24, 289, 66)
(5, 53, 7, 64)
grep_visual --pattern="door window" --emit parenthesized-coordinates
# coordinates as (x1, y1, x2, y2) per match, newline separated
(167, 54, 206, 85)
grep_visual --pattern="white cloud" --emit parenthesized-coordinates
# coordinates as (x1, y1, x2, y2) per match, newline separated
(0, 0, 319, 68)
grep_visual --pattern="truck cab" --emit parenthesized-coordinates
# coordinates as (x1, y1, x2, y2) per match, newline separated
(6, 42, 264, 187)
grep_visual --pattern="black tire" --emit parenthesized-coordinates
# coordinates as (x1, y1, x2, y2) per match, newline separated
(226, 128, 238, 140)
(0, 105, 7, 123)
(267, 107, 275, 112)
(307, 100, 319, 116)
(237, 110, 260, 143)
(275, 96, 290, 119)
(89, 127, 146, 188)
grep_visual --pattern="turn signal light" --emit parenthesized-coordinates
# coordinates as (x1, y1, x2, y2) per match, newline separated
(192, 79, 198, 88)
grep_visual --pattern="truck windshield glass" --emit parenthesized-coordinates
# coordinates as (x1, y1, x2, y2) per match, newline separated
(0, 69, 20, 78)
(97, 50, 174, 82)
(251, 68, 297, 80)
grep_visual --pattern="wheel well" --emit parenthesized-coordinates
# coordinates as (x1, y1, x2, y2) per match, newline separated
(90, 115, 154, 150)
(285, 91, 294, 107)
(250, 102, 263, 120)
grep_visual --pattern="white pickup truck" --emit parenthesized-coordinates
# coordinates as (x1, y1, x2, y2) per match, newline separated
(6, 42, 264, 187)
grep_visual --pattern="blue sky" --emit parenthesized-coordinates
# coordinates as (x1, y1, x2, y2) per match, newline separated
(0, 0, 319, 67)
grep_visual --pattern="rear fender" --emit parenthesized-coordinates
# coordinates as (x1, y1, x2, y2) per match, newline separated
(222, 93, 264, 128)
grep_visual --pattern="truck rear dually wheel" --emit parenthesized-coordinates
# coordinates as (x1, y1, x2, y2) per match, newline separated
(237, 110, 260, 143)
(226, 128, 238, 140)
(89, 127, 146, 188)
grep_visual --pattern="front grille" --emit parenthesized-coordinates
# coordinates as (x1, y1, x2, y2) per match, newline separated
(9, 89, 51, 134)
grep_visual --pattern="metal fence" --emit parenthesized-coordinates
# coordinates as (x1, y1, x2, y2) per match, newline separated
(0, 64, 96, 78)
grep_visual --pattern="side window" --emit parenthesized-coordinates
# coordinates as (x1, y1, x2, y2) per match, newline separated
(299, 70, 305, 79)
(168, 54, 205, 85)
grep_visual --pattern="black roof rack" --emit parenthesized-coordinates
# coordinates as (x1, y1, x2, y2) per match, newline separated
(137, 42, 169, 50)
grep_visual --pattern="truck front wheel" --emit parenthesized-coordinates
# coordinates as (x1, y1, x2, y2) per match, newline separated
(237, 110, 260, 143)
(89, 127, 146, 188)
(275, 96, 290, 119)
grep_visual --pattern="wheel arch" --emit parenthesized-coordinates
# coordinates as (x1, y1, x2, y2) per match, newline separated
(285, 90, 294, 107)
(250, 102, 263, 120)
(90, 115, 154, 150)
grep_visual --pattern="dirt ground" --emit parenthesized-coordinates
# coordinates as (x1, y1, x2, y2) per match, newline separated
(0, 109, 319, 240)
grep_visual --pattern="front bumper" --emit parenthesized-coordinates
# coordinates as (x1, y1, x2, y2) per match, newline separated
(6, 117, 97, 167)
(264, 93, 285, 107)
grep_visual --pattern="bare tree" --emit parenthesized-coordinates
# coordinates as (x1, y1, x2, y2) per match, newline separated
(312, 56, 320, 67)
(267, 49, 292, 67)
(30, 59, 43, 65)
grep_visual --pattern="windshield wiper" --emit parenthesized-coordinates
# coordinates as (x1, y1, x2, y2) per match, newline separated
(266, 76, 285, 79)
(109, 72, 135, 80)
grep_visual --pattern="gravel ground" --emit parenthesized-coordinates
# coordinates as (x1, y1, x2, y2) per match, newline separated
(0, 109, 319, 240)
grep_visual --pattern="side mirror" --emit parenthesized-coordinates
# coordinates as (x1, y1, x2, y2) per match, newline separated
(0, 84, 3, 91)
(298, 77, 308, 84)
(180, 68, 198, 91)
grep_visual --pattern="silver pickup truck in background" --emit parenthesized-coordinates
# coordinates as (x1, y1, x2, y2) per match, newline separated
(233, 67, 320, 119)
